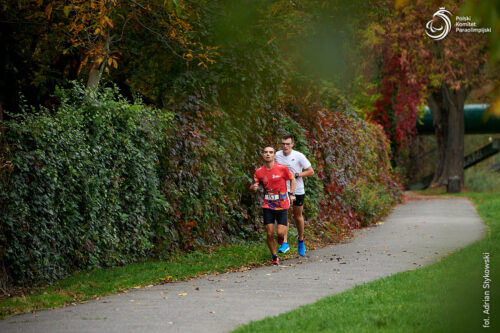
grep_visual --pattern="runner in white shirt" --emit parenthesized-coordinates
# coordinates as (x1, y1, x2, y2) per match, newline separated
(275, 134, 314, 256)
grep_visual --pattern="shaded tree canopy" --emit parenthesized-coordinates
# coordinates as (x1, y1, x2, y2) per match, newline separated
(363, 0, 492, 188)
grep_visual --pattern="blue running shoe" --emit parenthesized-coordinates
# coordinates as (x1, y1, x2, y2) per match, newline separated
(298, 239, 306, 256)
(278, 242, 289, 253)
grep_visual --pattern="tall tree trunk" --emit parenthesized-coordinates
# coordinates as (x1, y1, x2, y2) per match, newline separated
(86, 35, 110, 91)
(86, 62, 105, 91)
(428, 84, 468, 189)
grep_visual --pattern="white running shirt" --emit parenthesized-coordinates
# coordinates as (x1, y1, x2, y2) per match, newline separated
(275, 150, 311, 195)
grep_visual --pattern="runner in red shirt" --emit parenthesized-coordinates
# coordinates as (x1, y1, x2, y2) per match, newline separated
(250, 146, 296, 265)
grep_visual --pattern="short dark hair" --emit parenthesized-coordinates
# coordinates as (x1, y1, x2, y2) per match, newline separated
(281, 134, 294, 142)
(263, 145, 275, 153)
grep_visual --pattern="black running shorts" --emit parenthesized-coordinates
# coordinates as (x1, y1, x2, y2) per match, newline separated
(293, 194, 305, 207)
(263, 208, 288, 226)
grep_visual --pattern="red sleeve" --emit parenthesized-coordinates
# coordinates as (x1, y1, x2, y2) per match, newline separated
(254, 170, 260, 183)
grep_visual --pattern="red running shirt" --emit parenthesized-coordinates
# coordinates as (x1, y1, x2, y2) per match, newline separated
(253, 162, 293, 210)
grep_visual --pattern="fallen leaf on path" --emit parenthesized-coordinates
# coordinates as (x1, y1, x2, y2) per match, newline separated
(163, 296, 168, 300)
(178, 292, 188, 296)
(216, 289, 224, 292)
(210, 311, 216, 314)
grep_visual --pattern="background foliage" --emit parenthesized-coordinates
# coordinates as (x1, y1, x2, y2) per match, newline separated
(0, 1, 403, 289)
(0, 84, 170, 285)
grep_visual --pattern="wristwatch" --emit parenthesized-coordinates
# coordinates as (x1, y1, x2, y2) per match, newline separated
(295, 172, 299, 178)
(288, 192, 295, 196)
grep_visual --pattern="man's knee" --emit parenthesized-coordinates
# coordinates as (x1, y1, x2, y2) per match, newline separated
(266, 229, 274, 238)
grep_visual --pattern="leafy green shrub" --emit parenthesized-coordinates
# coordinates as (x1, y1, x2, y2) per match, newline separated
(0, 84, 171, 286)
(278, 81, 402, 234)
(154, 84, 401, 255)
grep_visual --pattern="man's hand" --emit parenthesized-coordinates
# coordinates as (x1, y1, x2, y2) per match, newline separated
(249, 183, 259, 192)
(290, 194, 296, 202)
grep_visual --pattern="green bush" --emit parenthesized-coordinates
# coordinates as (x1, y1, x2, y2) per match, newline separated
(0, 84, 171, 286)
(277, 80, 402, 233)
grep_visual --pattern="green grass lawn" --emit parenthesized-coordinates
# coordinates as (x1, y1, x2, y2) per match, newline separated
(0, 238, 300, 319)
(234, 192, 499, 332)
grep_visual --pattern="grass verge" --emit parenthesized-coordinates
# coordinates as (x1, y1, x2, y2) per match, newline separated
(0, 240, 291, 319)
(233, 191, 499, 332)
(0, 215, 341, 320)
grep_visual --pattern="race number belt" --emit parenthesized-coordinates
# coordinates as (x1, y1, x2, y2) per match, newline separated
(264, 194, 280, 201)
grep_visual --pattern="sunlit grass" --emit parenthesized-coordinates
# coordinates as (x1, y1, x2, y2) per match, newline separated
(234, 192, 499, 332)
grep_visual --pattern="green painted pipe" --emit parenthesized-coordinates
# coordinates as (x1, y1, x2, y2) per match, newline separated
(416, 104, 500, 134)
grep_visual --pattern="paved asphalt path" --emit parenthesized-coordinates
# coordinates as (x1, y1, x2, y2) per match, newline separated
(1, 195, 486, 333)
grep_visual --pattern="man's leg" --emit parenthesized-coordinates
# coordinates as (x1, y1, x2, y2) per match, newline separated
(293, 205, 305, 241)
(265, 223, 276, 255)
(278, 213, 290, 253)
(282, 225, 289, 244)
(293, 204, 306, 256)
(281, 195, 297, 244)
(276, 224, 287, 245)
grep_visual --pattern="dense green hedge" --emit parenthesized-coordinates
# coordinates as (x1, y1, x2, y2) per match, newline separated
(0, 85, 171, 285)
(0, 83, 402, 289)
(153, 80, 402, 253)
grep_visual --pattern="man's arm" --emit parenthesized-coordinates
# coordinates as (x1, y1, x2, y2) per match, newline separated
(250, 174, 259, 192)
(290, 176, 296, 195)
(296, 166, 314, 178)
